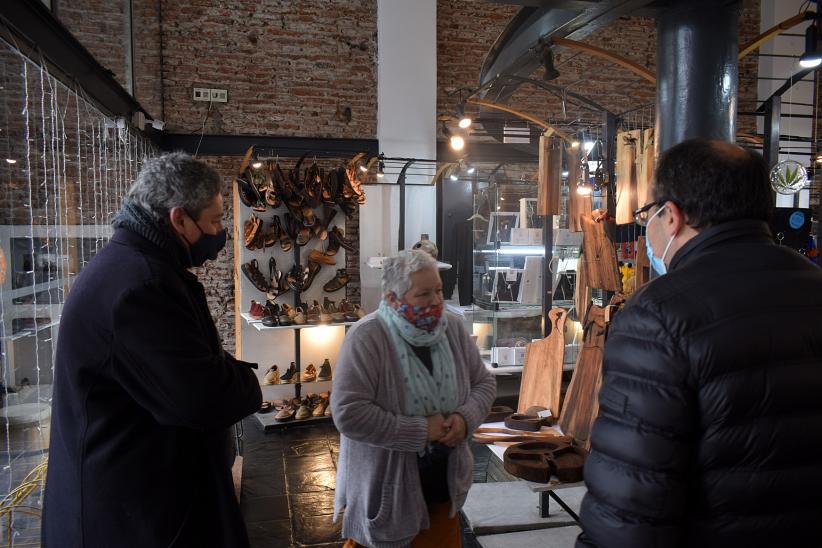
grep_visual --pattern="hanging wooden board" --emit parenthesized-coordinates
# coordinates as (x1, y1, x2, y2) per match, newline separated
(559, 295, 625, 450)
(615, 130, 640, 225)
(636, 128, 655, 208)
(575, 253, 591, 323)
(636, 235, 651, 288)
(565, 148, 591, 233)
(580, 210, 620, 291)
(518, 308, 567, 418)
(538, 136, 562, 215)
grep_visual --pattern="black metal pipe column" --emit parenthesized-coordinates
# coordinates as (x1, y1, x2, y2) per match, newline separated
(656, 0, 742, 153)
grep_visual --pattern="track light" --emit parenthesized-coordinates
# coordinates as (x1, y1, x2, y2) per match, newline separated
(358, 161, 368, 173)
(450, 173, 458, 181)
(562, 171, 569, 178)
(450, 135, 465, 151)
(466, 165, 476, 174)
(583, 141, 595, 153)
(456, 103, 472, 129)
(570, 141, 580, 149)
(799, 24, 822, 68)
(5, 158, 16, 164)
(377, 160, 385, 178)
(252, 161, 263, 169)
(541, 47, 560, 81)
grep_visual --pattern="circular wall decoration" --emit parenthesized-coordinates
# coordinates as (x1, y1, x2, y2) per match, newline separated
(769, 160, 808, 195)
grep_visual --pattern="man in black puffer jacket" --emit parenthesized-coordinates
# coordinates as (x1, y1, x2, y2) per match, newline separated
(577, 139, 822, 548)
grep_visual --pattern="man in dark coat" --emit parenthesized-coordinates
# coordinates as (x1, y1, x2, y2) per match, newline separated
(43, 153, 262, 547)
(577, 139, 822, 547)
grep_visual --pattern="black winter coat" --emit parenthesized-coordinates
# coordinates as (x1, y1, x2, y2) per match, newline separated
(43, 228, 262, 548)
(577, 220, 822, 548)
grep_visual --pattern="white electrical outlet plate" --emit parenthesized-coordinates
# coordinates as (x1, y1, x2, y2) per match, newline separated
(210, 88, 228, 103)
(193, 87, 210, 101)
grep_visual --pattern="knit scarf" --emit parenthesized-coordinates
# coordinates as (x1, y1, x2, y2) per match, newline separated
(378, 300, 458, 418)
(111, 201, 192, 268)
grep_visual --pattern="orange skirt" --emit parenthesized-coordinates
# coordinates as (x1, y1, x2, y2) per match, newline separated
(342, 501, 460, 548)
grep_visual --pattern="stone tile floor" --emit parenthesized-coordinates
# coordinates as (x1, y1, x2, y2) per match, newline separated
(239, 417, 490, 548)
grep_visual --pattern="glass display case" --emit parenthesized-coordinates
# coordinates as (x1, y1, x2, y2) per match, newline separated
(468, 172, 582, 370)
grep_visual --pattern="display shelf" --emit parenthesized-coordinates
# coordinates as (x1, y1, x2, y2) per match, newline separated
(1, 319, 61, 341)
(261, 380, 334, 388)
(251, 320, 358, 331)
(471, 302, 544, 316)
(240, 312, 262, 324)
(253, 412, 334, 432)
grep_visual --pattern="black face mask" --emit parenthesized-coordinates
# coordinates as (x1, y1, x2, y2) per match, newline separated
(184, 210, 227, 267)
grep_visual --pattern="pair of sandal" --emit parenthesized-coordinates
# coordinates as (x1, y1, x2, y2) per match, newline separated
(323, 268, 350, 293)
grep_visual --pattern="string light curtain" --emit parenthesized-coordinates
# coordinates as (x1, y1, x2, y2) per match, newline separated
(0, 36, 156, 545)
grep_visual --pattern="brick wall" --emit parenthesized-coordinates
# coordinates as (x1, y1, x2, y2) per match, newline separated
(158, 0, 377, 137)
(438, 0, 760, 137)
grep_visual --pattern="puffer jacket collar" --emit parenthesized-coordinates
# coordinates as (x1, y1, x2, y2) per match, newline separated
(668, 219, 773, 272)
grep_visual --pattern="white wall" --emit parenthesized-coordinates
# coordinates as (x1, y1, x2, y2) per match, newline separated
(359, 0, 437, 311)
(758, 0, 815, 208)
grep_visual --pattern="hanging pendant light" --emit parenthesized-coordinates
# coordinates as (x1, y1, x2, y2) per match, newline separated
(800, 23, 822, 68)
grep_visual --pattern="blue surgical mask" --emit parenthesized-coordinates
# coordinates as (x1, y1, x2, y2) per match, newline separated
(645, 206, 676, 275)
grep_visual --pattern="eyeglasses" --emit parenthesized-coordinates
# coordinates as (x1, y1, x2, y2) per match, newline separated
(633, 201, 662, 227)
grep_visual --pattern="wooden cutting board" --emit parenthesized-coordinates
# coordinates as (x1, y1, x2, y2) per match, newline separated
(636, 128, 654, 207)
(615, 130, 641, 224)
(517, 308, 567, 418)
(538, 136, 562, 215)
(559, 295, 624, 450)
(581, 210, 620, 291)
(575, 254, 591, 323)
(559, 304, 607, 451)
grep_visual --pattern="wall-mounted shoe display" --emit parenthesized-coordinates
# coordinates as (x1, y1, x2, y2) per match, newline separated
(301, 363, 317, 383)
(323, 269, 350, 292)
(280, 362, 297, 384)
(317, 359, 332, 381)
(263, 365, 280, 385)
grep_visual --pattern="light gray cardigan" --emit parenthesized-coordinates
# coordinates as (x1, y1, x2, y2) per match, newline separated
(331, 311, 496, 548)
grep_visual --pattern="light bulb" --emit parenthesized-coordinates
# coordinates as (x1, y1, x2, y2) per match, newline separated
(458, 117, 472, 129)
(252, 161, 263, 169)
(377, 160, 385, 178)
(800, 55, 822, 68)
(5, 158, 16, 164)
(570, 141, 580, 149)
(583, 141, 595, 153)
(450, 135, 465, 151)
(466, 166, 476, 174)
(450, 174, 458, 181)
(561, 171, 569, 178)
(358, 163, 368, 173)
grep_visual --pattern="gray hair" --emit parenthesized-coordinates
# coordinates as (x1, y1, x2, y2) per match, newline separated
(124, 152, 222, 221)
(381, 250, 439, 297)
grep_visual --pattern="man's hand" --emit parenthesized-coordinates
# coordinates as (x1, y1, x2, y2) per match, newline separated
(426, 414, 447, 441)
(438, 413, 466, 447)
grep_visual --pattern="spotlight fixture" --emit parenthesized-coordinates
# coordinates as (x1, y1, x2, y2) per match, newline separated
(252, 161, 263, 169)
(562, 171, 569, 178)
(456, 103, 472, 129)
(358, 162, 368, 173)
(450, 173, 459, 181)
(377, 160, 385, 178)
(466, 165, 476, 174)
(799, 23, 822, 68)
(816, 154, 822, 164)
(541, 47, 560, 81)
(570, 141, 580, 149)
(583, 141, 595, 153)
(5, 158, 16, 164)
(450, 135, 465, 151)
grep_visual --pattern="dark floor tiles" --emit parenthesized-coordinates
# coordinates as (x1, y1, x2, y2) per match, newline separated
(242, 494, 292, 523)
(291, 512, 343, 546)
(283, 440, 333, 458)
(285, 453, 335, 474)
(243, 474, 288, 499)
(290, 492, 336, 516)
(286, 469, 337, 494)
(246, 518, 293, 548)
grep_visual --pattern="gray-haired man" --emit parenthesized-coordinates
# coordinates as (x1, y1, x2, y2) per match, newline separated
(43, 153, 262, 548)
